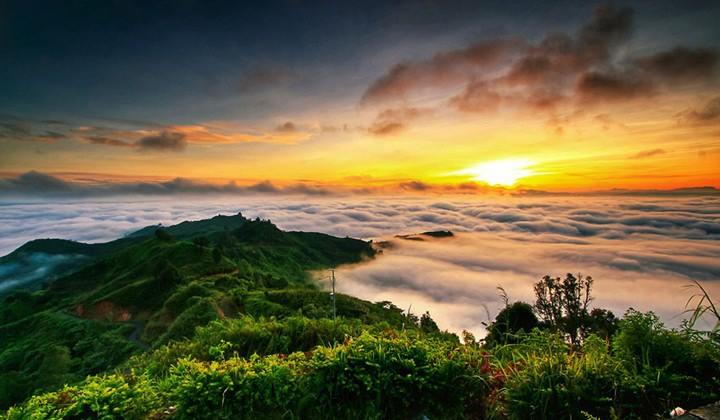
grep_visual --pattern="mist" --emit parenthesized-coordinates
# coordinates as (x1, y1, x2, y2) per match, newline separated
(1, 193, 717, 336)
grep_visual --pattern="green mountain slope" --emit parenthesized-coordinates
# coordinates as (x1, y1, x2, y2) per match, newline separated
(0, 213, 250, 296)
(0, 215, 380, 409)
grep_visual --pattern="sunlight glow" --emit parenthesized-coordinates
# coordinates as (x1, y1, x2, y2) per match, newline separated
(452, 159, 536, 186)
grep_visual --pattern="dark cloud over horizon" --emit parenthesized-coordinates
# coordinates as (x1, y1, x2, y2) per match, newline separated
(0, 171, 332, 198)
(0, 171, 718, 199)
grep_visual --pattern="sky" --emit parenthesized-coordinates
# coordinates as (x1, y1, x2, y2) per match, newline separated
(1, 0, 719, 193)
(1, 195, 718, 335)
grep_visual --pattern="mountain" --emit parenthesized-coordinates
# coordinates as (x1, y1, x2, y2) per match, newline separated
(0, 214, 382, 409)
(0, 213, 249, 296)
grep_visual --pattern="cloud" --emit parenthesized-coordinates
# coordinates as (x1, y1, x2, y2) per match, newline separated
(86, 136, 133, 147)
(0, 116, 68, 143)
(635, 47, 719, 82)
(398, 180, 430, 191)
(575, 71, 654, 103)
(361, 4, 717, 133)
(0, 171, 333, 197)
(1, 171, 73, 192)
(451, 81, 503, 113)
(630, 148, 666, 159)
(682, 96, 720, 122)
(276, 121, 297, 132)
(368, 107, 431, 136)
(1, 115, 316, 149)
(0, 252, 88, 294)
(135, 131, 187, 151)
(361, 38, 525, 104)
(0, 171, 716, 199)
(364, 5, 634, 106)
(164, 124, 312, 145)
(2, 195, 718, 336)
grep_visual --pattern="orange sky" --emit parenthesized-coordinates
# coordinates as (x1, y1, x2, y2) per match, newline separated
(1, 4, 718, 194)
(2, 93, 718, 193)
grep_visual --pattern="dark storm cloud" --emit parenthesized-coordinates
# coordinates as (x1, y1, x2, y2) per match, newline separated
(135, 131, 187, 151)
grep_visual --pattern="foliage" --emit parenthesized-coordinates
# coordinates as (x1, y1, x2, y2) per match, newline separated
(6, 333, 489, 420)
(683, 280, 720, 344)
(485, 301, 538, 347)
(534, 273, 594, 346)
(484, 309, 720, 419)
(611, 310, 720, 413)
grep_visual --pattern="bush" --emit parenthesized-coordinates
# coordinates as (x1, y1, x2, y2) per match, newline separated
(7, 332, 489, 419)
(5, 373, 162, 419)
(499, 332, 623, 419)
(485, 301, 538, 347)
(612, 310, 720, 413)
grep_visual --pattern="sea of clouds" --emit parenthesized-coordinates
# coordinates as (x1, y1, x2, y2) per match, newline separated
(1, 194, 718, 336)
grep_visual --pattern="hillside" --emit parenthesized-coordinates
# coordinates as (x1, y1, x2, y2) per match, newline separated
(0, 213, 251, 295)
(0, 214, 381, 410)
(1, 214, 718, 419)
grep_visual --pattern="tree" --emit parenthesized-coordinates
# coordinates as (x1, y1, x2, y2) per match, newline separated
(35, 345, 73, 391)
(154, 228, 173, 241)
(485, 301, 538, 347)
(420, 311, 440, 333)
(192, 236, 210, 248)
(212, 246, 223, 264)
(534, 273, 593, 346)
(585, 308, 619, 339)
(154, 260, 182, 290)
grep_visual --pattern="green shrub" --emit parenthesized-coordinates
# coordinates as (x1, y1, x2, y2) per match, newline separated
(157, 299, 220, 344)
(5, 373, 162, 419)
(612, 310, 720, 413)
(499, 333, 623, 419)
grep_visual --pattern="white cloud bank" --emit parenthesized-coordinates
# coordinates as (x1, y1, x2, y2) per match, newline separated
(1, 194, 718, 336)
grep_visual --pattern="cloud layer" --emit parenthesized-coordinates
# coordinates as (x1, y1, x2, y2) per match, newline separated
(1, 195, 718, 337)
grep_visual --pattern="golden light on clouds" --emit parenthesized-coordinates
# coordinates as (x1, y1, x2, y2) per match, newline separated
(450, 159, 537, 187)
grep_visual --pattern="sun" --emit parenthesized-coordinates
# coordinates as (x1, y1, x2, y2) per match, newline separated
(451, 159, 536, 187)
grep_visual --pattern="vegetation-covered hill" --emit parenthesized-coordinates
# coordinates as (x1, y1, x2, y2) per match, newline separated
(0, 214, 251, 295)
(0, 213, 379, 410)
(1, 214, 718, 419)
